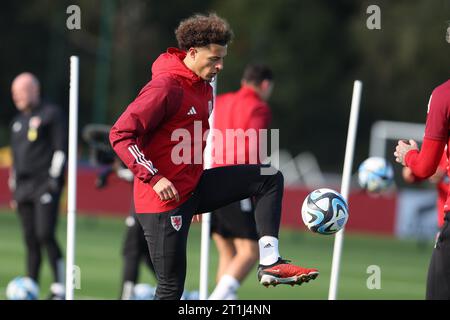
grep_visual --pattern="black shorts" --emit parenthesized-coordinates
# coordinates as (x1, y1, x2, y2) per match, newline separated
(211, 198, 258, 240)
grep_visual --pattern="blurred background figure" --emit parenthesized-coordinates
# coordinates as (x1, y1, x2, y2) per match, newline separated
(9, 72, 67, 299)
(102, 161, 156, 300)
(98, 158, 156, 300)
(394, 78, 450, 300)
(83, 124, 156, 300)
(209, 64, 274, 300)
(85, 125, 199, 300)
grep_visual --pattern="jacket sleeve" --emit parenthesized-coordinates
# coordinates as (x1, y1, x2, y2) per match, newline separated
(110, 80, 182, 186)
(48, 106, 68, 179)
(248, 103, 272, 163)
(405, 137, 446, 179)
(405, 85, 449, 179)
(248, 103, 272, 131)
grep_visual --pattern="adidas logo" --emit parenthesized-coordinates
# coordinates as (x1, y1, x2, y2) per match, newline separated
(264, 243, 273, 248)
(187, 106, 197, 115)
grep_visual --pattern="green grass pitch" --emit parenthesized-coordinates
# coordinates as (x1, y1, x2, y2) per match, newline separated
(0, 208, 432, 300)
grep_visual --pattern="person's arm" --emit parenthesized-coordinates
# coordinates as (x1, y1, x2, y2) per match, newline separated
(48, 107, 67, 182)
(403, 138, 445, 179)
(247, 104, 272, 163)
(8, 167, 16, 192)
(116, 168, 134, 182)
(402, 151, 447, 184)
(110, 80, 182, 201)
(428, 152, 448, 184)
(8, 120, 17, 208)
(247, 104, 272, 131)
(395, 85, 449, 178)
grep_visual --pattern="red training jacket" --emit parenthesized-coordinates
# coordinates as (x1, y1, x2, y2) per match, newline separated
(211, 86, 272, 167)
(110, 48, 213, 213)
(406, 79, 450, 213)
(436, 152, 448, 227)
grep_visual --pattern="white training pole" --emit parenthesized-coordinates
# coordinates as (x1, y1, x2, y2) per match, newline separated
(199, 78, 217, 300)
(66, 56, 79, 300)
(328, 80, 362, 300)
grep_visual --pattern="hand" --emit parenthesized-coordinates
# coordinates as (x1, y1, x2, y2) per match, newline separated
(8, 175, 16, 192)
(47, 177, 61, 193)
(95, 167, 113, 189)
(394, 139, 419, 166)
(429, 168, 446, 184)
(402, 167, 416, 184)
(153, 177, 180, 202)
(95, 174, 108, 189)
(9, 200, 17, 210)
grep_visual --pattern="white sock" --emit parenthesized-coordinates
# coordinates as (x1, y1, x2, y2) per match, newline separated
(56, 259, 65, 284)
(258, 236, 280, 266)
(121, 281, 135, 300)
(224, 291, 238, 300)
(208, 274, 240, 300)
(50, 282, 65, 296)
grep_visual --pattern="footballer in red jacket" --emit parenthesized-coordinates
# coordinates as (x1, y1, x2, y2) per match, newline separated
(209, 64, 273, 300)
(395, 79, 450, 299)
(110, 14, 318, 300)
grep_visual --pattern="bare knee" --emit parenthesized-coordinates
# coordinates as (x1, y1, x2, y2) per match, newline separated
(234, 239, 258, 263)
(213, 233, 236, 259)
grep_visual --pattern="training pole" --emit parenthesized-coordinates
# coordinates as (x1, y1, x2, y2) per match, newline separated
(66, 56, 79, 300)
(328, 80, 362, 300)
(199, 78, 217, 300)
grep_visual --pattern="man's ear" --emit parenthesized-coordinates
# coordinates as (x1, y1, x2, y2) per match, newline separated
(260, 79, 270, 91)
(187, 47, 197, 60)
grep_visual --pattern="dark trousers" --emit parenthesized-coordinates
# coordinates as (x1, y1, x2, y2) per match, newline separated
(426, 212, 450, 299)
(16, 189, 63, 284)
(121, 214, 154, 283)
(136, 165, 283, 300)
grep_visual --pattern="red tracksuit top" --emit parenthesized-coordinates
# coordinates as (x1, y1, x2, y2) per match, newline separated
(110, 48, 213, 213)
(436, 153, 448, 227)
(405, 79, 450, 215)
(212, 86, 272, 167)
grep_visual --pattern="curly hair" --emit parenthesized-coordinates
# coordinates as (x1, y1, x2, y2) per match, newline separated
(175, 13, 234, 50)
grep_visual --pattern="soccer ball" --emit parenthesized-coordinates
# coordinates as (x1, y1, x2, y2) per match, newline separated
(301, 188, 349, 235)
(132, 283, 156, 300)
(181, 290, 199, 300)
(6, 277, 39, 300)
(358, 157, 394, 193)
